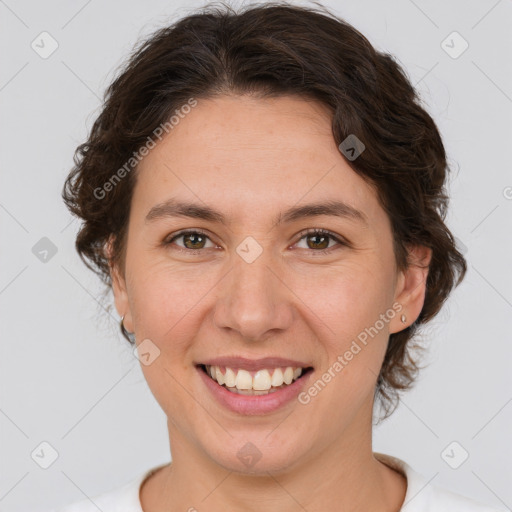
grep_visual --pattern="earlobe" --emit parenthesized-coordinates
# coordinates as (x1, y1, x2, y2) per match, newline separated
(106, 237, 134, 332)
(390, 245, 432, 334)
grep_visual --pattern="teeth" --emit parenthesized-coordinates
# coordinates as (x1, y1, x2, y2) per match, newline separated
(204, 365, 305, 393)
(271, 368, 284, 387)
(235, 369, 253, 390)
(215, 367, 225, 386)
(283, 367, 294, 385)
(224, 367, 236, 388)
(253, 369, 271, 390)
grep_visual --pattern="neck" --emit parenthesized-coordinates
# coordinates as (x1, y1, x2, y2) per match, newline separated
(140, 400, 407, 512)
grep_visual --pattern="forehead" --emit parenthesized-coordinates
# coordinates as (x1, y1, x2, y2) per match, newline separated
(133, 94, 383, 228)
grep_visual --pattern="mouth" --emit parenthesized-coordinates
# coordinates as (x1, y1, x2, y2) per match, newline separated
(197, 363, 314, 396)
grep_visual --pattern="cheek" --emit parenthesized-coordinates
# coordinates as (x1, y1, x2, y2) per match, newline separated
(127, 255, 211, 341)
(297, 260, 394, 393)
(129, 266, 200, 416)
(296, 257, 394, 338)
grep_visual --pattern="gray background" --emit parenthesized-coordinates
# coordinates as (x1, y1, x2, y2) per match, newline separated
(1, 0, 511, 510)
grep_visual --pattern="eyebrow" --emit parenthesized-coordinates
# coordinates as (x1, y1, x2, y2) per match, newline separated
(145, 198, 369, 228)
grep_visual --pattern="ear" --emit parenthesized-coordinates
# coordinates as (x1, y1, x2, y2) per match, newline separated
(389, 244, 432, 334)
(106, 237, 133, 332)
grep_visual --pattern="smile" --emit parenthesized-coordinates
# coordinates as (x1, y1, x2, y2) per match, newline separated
(195, 361, 314, 414)
(200, 364, 313, 395)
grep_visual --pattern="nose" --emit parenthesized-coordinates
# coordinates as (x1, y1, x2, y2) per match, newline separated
(213, 249, 294, 342)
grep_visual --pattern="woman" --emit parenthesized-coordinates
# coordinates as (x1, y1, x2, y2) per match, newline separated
(56, 2, 505, 511)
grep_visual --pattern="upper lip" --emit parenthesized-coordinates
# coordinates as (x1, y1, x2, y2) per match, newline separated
(197, 356, 313, 371)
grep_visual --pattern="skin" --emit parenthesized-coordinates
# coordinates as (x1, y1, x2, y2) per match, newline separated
(110, 94, 431, 512)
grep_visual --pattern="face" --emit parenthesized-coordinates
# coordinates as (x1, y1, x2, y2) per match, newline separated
(111, 94, 430, 474)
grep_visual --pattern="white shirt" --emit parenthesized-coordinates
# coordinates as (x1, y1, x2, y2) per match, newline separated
(53, 452, 508, 511)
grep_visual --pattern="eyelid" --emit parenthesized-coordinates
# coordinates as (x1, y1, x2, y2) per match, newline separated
(166, 227, 209, 240)
(294, 227, 348, 246)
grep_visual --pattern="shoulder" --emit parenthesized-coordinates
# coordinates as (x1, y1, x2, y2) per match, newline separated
(51, 465, 165, 512)
(52, 481, 137, 512)
(426, 484, 509, 511)
(374, 452, 509, 512)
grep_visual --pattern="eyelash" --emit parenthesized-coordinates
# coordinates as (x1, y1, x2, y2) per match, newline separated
(164, 228, 348, 255)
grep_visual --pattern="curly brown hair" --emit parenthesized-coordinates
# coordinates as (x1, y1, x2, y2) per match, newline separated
(62, 1, 467, 421)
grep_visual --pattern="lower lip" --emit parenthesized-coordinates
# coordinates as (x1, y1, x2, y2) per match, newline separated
(197, 366, 313, 415)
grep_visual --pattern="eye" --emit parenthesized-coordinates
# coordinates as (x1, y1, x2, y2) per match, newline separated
(164, 229, 217, 253)
(293, 228, 347, 254)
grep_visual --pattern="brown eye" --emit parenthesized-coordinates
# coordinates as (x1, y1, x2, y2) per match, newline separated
(294, 228, 346, 254)
(165, 230, 215, 252)
(305, 232, 330, 250)
(182, 232, 206, 249)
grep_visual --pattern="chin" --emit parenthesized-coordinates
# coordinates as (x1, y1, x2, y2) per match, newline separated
(201, 431, 310, 476)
